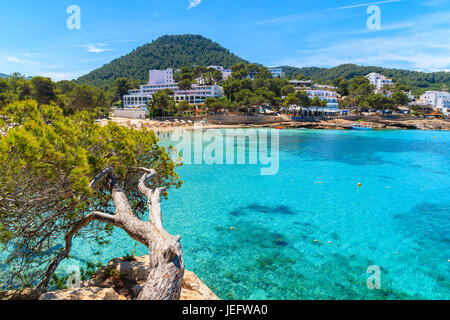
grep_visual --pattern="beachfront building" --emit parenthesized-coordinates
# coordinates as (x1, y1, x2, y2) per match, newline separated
(122, 68, 224, 108)
(269, 67, 285, 78)
(437, 98, 450, 116)
(411, 91, 450, 116)
(305, 89, 339, 109)
(419, 91, 450, 109)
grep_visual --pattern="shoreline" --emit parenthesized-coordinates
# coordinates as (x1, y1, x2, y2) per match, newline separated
(105, 117, 450, 132)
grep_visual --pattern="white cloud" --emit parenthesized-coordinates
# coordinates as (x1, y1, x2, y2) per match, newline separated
(5, 56, 25, 63)
(262, 8, 450, 72)
(282, 27, 450, 71)
(188, 0, 202, 9)
(248, 0, 405, 26)
(86, 45, 110, 53)
(77, 44, 111, 53)
(246, 13, 313, 26)
(4, 56, 39, 65)
(76, 40, 137, 54)
(331, 0, 404, 10)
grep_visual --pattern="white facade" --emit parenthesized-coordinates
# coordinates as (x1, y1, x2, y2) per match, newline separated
(148, 69, 174, 85)
(306, 89, 339, 109)
(123, 68, 224, 108)
(419, 91, 450, 108)
(437, 97, 450, 116)
(366, 72, 394, 90)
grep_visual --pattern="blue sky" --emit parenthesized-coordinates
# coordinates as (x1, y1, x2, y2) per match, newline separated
(0, 0, 449, 80)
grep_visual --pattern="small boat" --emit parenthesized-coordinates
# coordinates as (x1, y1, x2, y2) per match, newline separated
(351, 123, 372, 130)
(275, 126, 284, 130)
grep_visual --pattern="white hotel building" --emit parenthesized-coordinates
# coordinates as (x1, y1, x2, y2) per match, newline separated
(123, 68, 224, 108)
(366, 72, 394, 96)
(419, 91, 450, 116)
(306, 89, 339, 109)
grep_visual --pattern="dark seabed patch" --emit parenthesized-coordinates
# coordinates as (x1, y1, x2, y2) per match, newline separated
(393, 202, 450, 246)
(230, 204, 297, 217)
(392, 202, 450, 290)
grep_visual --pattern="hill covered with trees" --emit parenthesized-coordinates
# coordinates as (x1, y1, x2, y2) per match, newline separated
(280, 64, 450, 96)
(75, 34, 449, 97)
(76, 35, 248, 90)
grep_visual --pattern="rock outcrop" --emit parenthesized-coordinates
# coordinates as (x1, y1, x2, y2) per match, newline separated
(269, 118, 450, 131)
(39, 255, 219, 301)
(40, 287, 127, 300)
(0, 288, 41, 301)
(1, 255, 219, 301)
(181, 270, 219, 300)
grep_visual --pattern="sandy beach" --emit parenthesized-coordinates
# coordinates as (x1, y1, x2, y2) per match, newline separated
(103, 116, 450, 132)
(101, 117, 250, 132)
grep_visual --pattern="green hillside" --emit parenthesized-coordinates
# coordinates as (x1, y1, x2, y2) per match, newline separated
(76, 34, 248, 89)
(281, 64, 450, 95)
(75, 34, 449, 96)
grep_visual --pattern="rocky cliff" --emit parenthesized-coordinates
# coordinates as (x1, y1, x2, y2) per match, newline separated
(2, 255, 219, 301)
(269, 118, 450, 131)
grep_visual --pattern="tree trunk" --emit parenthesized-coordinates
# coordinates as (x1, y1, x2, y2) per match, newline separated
(37, 168, 184, 300)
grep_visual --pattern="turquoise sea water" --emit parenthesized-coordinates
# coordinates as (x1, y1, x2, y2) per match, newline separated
(67, 129, 449, 299)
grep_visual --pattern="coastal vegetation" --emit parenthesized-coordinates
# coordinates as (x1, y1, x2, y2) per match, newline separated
(138, 64, 412, 116)
(148, 89, 177, 117)
(0, 37, 448, 301)
(0, 100, 184, 299)
(335, 76, 410, 111)
(281, 64, 450, 97)
(0, 73, 112, 116)
(0, 63, 425, 121)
